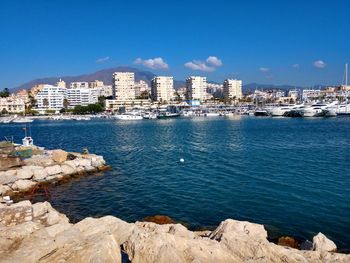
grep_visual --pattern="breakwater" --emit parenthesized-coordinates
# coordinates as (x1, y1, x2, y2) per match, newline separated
(0, 142, 108, 196)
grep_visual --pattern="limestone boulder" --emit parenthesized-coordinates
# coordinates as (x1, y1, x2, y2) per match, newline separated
(64, 160, 76, 169)
(0, 200, 33, 226)
(45, 222, 72, 237)
(12, 179, 36, 192)
(3, 169, 17, 176)
(52, 149, 68, 163)
(16, 167, 34, 179)
(0, 184, 11, 195)
(46, 210, 69, 226)
(61, 164, 76, 175)
(313, 232, 337, 252)
(32, 167, 48, 180)
(209, 219, 268, 242)
(40, 233, 121, 263)
(75, 158, 91, 168)
(23, 155, 54, 167)
(32, 201, 51, 218)
(45, 165, 62, 176)
(75, 216, 135, 245)
(0, 173, 17, 185)
(0, 156, 22, 170)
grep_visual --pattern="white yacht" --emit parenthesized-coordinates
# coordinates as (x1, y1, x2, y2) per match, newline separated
(268, 105, 295, 116)
(300, 102, 336, 117)
(115, 113, 143, 120)
(335, 103, 350, 116)
(12, 117, 34, 123)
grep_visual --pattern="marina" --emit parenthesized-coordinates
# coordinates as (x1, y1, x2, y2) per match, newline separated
(1, 117, 349, 248)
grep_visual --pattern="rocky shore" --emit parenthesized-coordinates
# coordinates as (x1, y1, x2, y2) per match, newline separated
(0, 200, 348, 263)
(0, 143, 108, 196)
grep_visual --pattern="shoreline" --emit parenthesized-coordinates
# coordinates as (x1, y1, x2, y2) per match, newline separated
(0, 200, 349, 262)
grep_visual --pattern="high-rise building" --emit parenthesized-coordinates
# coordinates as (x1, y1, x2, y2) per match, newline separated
(223, 79, 242, 100)
(70, 82, 89, 89)
(134, 80, 150, 98)
(89, 80, 104, 89)
(66, 88, 98, 109)
(35, 85, 66, 113)
(151, 76, 174, 102)
(186, 76, 207, 101)
(112, 72, 135, 100)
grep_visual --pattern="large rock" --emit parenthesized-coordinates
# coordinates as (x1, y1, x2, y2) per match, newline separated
(0, 200, 33, 226)
(32, 201, 51, 218)
(63, 160, 76, 169)
(61, 164, 76, 175)
(32, 167, 48, 180)
(209, 219, 268, 241)
(12, 179, 36, 192)
(0, 173, 17, 185)
(313, 232, 337, 252)
(23, 155, 54, 167)
(52, 149, 68, 163)
(0, 185, 11, 196)
(45, 165, 62, 176)
(0, 156, 22, 170)
(74, 158, 92, 168)
(16, 166, 34, 179)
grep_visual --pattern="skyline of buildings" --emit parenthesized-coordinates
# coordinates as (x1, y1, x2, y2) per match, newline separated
(1, 70, 350, 114)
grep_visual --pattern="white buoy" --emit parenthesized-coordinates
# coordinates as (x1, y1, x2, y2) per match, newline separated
(180, 158, 185, 163)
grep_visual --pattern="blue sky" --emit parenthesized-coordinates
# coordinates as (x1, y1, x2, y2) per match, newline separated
(0, 0, 349, 88)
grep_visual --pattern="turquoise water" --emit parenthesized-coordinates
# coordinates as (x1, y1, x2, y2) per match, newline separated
(1, 117, 350, 247)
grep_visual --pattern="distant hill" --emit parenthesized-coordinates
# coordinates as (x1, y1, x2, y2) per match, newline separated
(12, 67, 156, 92)
(12, 66, 323, 93)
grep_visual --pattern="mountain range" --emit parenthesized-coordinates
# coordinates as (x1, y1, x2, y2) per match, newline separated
(12, 66, 310, 92)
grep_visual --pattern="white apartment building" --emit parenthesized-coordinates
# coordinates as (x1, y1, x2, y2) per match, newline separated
(151, 76, 174, 102)
(89, 80, 104, 89)
(135, 80, 150, 98)
(223, 79, 242, 100)
(0, 96, 26, 113)
(66, 88, 98, 109)
(186, 76, 207, 101)
(112, 72, 135, 100)
(70, 82, 89, 89)
(35, 85, 66, 113)
(94, 85, 113, 98)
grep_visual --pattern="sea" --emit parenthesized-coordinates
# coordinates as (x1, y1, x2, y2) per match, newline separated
(1, 116, 350, 247)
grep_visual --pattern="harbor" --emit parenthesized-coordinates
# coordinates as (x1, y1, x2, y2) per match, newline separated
(1, 117, 349, 250)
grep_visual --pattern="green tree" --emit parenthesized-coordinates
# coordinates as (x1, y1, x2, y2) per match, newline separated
(0, 88, 10, 98)
(1, 108, 8, 115)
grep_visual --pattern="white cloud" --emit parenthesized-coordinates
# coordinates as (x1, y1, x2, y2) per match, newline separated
(184, 56, 223, 72)
(184, 61, 215, 72)
(206, 56, 223, 67)
(313, 60, 326, 68)
(134, 57, 169, 70)
(259, 67, 270, 73)
(96, 56, 110, 63)
(292, 63, 300, 69)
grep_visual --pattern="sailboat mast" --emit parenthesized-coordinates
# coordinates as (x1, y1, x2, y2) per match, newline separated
(346, 63, 348, 86)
